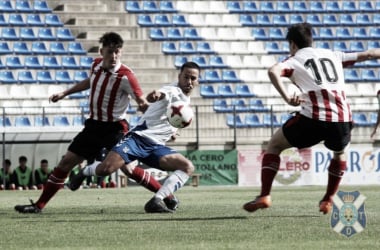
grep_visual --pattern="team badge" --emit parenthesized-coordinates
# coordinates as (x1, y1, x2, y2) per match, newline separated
(330, 190, 367, 238)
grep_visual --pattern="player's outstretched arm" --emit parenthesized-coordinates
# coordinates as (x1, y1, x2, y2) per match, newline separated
(356, 48, 380, 62)
(49, 78, 90, 103)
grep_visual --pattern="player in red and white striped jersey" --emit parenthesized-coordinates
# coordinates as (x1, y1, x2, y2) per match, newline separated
(15, 32, 162, 213)
(243, 23, 380, 215)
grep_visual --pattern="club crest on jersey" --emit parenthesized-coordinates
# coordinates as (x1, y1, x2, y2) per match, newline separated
(330, 190, 367, 238)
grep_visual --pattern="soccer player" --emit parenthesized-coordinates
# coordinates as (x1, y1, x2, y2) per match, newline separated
(15, 32, 151, 213)
(70, 62, 200, 213)
(370, 90, 380, 138)
(243, 22, 380, 214)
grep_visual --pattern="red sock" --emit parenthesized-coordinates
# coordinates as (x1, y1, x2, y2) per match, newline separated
(130, 167, 162, 193)
(260, 153, 280, 197)
(36, 168, 68, 209)
(322, 159, 347, 202)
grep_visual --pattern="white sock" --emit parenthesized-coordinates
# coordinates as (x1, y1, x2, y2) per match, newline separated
(155, 170, 189, 200)
(83, 161, 101, 176)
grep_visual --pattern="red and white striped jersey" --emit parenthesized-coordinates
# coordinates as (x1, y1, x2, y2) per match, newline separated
(279, 47, 358, 122)
(88, 58, 143, 122)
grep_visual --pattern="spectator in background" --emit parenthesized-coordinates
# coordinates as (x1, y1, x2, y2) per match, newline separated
(12, 156, 36, 190)
(0, 159, 15, 190)
(371, 90, 380, 138)
(34, 159, 52, 189)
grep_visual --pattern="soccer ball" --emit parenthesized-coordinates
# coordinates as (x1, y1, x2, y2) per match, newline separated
(166, 101, 193, 128)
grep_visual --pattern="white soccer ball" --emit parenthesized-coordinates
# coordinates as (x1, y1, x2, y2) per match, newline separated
(166, 101, 193, 128)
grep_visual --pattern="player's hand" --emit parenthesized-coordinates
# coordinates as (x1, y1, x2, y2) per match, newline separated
(370, 128, 377, 139)
(146, 90, 164, 103)
(49, 92, 65, 103)
(287, 92, 304, 107)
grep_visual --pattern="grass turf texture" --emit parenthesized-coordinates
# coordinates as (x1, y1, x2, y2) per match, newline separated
(1, 185, 379, 250)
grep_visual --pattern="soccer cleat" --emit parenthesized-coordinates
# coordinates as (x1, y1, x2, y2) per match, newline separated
(14, 199, 41, 213)
(243, 195, 272, 213)
(163, 195, 179, 211)
(319, 200, 332, 214)
(69, 168, 86, 191)
(144, 197, 174, 213)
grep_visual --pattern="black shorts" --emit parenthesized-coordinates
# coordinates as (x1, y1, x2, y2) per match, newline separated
(282, 113, 353, 151)
(68, 118, 129, 160)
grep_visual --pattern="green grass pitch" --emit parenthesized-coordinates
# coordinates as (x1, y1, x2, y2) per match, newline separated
(1, 185, 379, 250)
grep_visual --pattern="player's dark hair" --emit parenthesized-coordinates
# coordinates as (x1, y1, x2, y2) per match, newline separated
(99, 32, 123, 48)
(41, 159, 48, 164)
(181, 62, 201, 73)
(19, 156, 27, 162)
(286, 22, 313, 49)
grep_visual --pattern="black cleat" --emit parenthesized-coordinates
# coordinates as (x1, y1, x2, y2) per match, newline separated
(69, 168, 86, 191)
(144, 197, 173, 213)
(163, 196, 179, 211)
(15, 199, 41, 214)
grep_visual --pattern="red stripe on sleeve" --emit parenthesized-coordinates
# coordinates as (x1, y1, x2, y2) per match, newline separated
(107, 74, 122, 122)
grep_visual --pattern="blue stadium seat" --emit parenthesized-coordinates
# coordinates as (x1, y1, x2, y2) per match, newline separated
(26, 14, 44, 26)
(174, 56, 187, 68)
(235, 84, 255, 97)
(209, 55, 227, 68)
(55, 70, 74, 83)
(56, 28, 75, 41)
(359, 1, 374, 12)
(184, 28, 202, 40)
(0, 117, 12, 127)
(289, 14, 304, 24)
(13, 41, 31, 54)
(15, 116, 32, 127)
(222, 70, 241, 83)
(149, 28, 165, 40)
(339, 14, 354, 25)
(374, 14, 380, 25)
(68, 42, 86, 54)
(350, 41, 365, 52)
(191, 56, 207, 68)
(33, 0, 52, 13)
(162, 41, 177, 54)
(36, 71, 54, 83)
(6, 56, 23, 69)
(16, 0, 33, 12)
(31, 41, 49, 54)
(74, 71, 89, 82)
(306, 14, 322, 26)
(218, 85, 236, 98)
(50, 42, 68, 54)
(62, 56, 79, 69)
(0, 42, 11, 54)
(344, 69, 360, 82)
(38, 27, 55, 40)
(367, 41, 380, 49)
(263, 114, 281, 127)
(369, 27, 380, 39)
(323, 14, 338, 26)
(166, 28, 182, 40)
(0, 58, 4, 69)
(364, 59, 380, 67)
(196, 42, 214, 54)
(154, 14, 171, 26)
(8, 13, 25, 26)
(203, 70, 221, 83)
(79, 56, 93, 69)
(268, 28, 284, 40)
(243, 2, 259, 13)
(20, 27, 37, 40)
(251, 28, 268, 40)
(256, 14, 271, 26)
(336, 28, 351, 40)
(259, 2, 275, 13)
(310, 2, 324, 12)
(179, 41, 195, 54)
(159, 1, 176, 13)
(249, 99, 269, 112)
(137, 14, 154, 26)
(200, 85, 219, 98)
(45, 14, 63, 26)
(18, 70, 36, 83)
(227, 1, 242, 13)
(0, 13, 6, 25)
(319, 27, 334, 39)
(352, 113, 371, 127)
(142, 1, 159, 12)
(356, 14, 371, 26)
(226, 114, 246, 128)
(25, 56, 43, 69)
(1, 28, 18, 40)
(272, 15, 287, 26)
(326, 1, 341, 12)
(342, 2, 357, 12)
(231, 99, 249, 112)
(172, 14, 189, 26)
(353, 27, 368, 39)
(265, 41, 281, 53)
(277, 2, 291, 13)
(245, 114, 263, 128)
(53, 115, 70, 126)
(0, 0, 14, 12)
(239, 14, 255, 26)
(213, 99, 233, 113)
(125, 1, 142, 13)
(0, 71, 17, 83)
(369, 112, 378, 125)
(72, 116, 85, 126)
(43, 56, 61, 69)
(361, 69, 378, 82)
(34, 116, 50, 126)
(293, 2, 308, 13)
